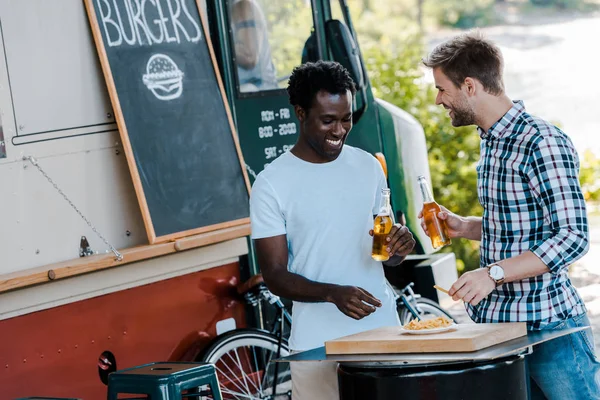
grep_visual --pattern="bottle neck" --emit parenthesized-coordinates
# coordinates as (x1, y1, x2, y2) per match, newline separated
(379, 190, 391, 215)
(418, 178, 435, 203)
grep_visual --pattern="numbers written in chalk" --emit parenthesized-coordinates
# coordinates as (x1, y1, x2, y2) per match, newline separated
(258, 126, 274, 138)
(258, 123, 296, 138)
(264, 145, 293, 160)
(278, 123, 296, 135)
(261, 108, 291, 122)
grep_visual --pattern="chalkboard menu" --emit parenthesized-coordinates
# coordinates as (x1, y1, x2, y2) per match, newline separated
(85, 0, 250, 243)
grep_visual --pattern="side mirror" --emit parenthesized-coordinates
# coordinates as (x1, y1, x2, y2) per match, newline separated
(325, 20, 364, 89)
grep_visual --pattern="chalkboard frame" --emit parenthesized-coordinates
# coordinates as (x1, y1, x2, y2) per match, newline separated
(84, 0, 251, 244)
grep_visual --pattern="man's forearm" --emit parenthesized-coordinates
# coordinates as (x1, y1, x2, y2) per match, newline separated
(262, 269, 339, 303)
(460, 216, 482, 241)
(500, 251, 550, 282)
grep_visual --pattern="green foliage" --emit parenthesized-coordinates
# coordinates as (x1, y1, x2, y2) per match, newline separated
(424, 0, 497, 28)
(580, 150, 600, 203)
(261, 0, 314, 86)
(355, 22, 483, 273)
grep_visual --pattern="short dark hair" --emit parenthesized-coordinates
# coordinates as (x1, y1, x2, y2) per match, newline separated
(423, 30, 504, 95)
(287, 61, 356, 111)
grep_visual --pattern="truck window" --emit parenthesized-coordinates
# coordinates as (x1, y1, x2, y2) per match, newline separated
(330, 0, 353, 33)
(229, 0, 313, 93)
(330, 0, 344, 20)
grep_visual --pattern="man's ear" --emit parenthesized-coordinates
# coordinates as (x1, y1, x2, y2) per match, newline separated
(463, 77, 478, 96)
(294, 105, 306, 122)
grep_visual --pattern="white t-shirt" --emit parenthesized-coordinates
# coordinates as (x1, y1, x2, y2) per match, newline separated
(249, 145, 400, 351)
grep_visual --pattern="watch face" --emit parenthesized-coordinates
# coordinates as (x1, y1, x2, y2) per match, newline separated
(490, 265, 504, 280)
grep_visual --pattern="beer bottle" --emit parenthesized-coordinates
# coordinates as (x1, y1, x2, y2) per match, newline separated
(418, 176, 451, 249)
(372, 188, 393, 261)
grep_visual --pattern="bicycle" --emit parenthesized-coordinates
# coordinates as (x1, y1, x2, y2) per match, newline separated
(197, 274, 454, 400)
(394, 281, 454, 325)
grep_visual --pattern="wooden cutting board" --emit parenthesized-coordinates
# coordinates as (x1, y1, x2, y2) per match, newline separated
(325, 323, 527, 354)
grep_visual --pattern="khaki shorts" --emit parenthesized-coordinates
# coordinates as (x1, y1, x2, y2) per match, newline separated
(290, 354, 339, 400)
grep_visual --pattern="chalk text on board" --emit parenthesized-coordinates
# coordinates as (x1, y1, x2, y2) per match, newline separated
(261, 108, 291, 122)
(96, 0, 202, 47)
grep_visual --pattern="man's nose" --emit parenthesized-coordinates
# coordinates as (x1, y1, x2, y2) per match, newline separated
(435, 92, 443, 105)
(333, 121, 346, 137)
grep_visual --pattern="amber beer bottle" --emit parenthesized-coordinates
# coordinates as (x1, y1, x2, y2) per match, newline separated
(372, 188, 393, 261)
(418, 176, 451, 249)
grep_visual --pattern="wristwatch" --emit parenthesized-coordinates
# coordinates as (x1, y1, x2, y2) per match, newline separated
(487, 263, 505, 286)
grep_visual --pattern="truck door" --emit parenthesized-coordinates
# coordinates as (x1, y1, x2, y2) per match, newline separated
(209, 0, 317, 183)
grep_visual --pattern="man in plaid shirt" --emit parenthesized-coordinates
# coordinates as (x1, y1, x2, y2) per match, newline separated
(422, 31, 599, 399)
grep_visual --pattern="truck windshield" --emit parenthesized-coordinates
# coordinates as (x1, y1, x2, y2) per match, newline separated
(229, 0, 313, 93)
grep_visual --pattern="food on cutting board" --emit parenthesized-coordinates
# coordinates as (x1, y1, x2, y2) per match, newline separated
(403, 316, 454, 330)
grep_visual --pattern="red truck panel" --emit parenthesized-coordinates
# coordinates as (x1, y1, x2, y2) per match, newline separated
(0, 262, 245, 399)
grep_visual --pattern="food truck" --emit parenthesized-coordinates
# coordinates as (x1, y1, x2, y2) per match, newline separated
(0, 0, 456, 398)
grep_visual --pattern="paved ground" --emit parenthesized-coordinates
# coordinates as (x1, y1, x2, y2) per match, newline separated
(427, 8, 600, 350)
(570, 217, 600, 350)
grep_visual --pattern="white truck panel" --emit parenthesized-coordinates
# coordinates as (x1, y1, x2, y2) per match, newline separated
(0, 1, 148, 273)
(0, 0, 114, 139)
(0, 137, 146, 273)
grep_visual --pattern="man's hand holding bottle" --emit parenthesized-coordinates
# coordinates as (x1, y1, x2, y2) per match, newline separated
(418, 205, 482, 242)
(418, 205, 466, 240)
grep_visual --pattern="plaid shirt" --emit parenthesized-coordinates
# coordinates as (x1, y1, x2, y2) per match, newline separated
(467, 100, 589, 330)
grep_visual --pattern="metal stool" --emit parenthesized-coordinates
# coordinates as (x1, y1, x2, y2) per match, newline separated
(107, 362, 222, 400)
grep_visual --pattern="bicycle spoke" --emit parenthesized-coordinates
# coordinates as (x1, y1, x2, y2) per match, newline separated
(251, 344, 264, 395)
(202, 331, 292, 400)
(261, 341, 275, 388)
(260, 347, 276, 389)
(214, 359, 252, 396)
(234, 347, 262, 395)
(217, 349, 261, 396)
(232, 348, 252, 395)
(218, 346, 262, 397)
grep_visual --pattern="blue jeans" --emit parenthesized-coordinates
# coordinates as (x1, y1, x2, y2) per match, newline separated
(527, 313, 600, 400)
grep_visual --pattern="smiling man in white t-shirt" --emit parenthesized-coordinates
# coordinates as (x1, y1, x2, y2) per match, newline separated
(249, 61, 415, 400)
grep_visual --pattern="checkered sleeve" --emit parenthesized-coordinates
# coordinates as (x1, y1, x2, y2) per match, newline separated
(526, 135, 589, 274)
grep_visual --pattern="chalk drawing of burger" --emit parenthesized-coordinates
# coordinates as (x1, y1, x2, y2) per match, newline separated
(142, 54, 185, 101)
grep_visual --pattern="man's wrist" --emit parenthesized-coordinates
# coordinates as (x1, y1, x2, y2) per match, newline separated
(453, 215, 470, 239)
(459, 216, 482, 241)
(487, 263, 505, 286)
(323, 284, 340, 303)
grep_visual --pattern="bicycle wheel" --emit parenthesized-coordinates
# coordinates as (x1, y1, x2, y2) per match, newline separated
(198, 329, 292, 400)
(398, 297, 455, 325)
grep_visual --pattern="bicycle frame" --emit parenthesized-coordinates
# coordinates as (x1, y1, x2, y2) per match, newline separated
(394, 282, 424, 321)
(256, 285, 292, 398)
(257, 286, 293, 335)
